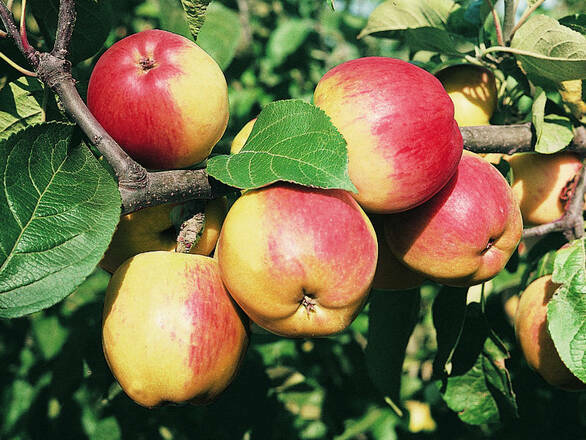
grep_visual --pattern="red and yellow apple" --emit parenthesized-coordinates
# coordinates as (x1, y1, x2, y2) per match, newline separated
(515, 275, 586, 391)
(369, 215, 425, 291)
(102, 252, 249, 407)
(313, 57, 462, 213)
(435, 64, 498, 127)
(508, 152, 583, 226)
(100, 198, 226, 273)
(384, 152, 523, 287)
(216, 183, 378, 337)
(230, 118, 257, 154)
(87, 29, 229, 169)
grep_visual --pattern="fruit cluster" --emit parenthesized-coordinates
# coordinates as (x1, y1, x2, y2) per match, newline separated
(88, 30, 584, 407)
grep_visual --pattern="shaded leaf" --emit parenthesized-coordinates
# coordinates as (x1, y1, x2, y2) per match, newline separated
(30, 0, 113, 65)
(559, 14, 586, 36)
(207, 100, 355, 191)
(509, 15, 586, 82)
(366, 288, 421, 408)
(197, 2, 242, 70)
(432, 286, 468, 377)
(0, 123, 120, 318)
(0, 77, 45, 140)
(549, 238, 586, 383)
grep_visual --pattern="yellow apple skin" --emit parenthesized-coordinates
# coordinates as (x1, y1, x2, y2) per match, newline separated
(369, 215, 425, 291)
(509, 152, 583, 226)
(230, 118, 257, 154)
(100, 198, 226, 273)
(102, 252, 249, 407)
(216, 183, 378, 337)
(435, 64, 498, 127)
(384, 152, 523, 287)
(515, 275, 586, 391)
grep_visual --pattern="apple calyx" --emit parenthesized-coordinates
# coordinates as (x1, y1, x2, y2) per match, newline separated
(481, 238, 496, 255)
(138, 56, 157, 72)
(300, 293, 318, 314)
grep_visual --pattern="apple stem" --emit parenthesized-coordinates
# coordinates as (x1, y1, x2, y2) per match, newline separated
(301, 294, 317, 314)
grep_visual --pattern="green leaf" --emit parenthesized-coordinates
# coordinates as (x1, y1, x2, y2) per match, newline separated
(366, 288, 420, 409)
(179, 0, 211, 40)
(549, 238, 586, 383)
(160, 0, 242, 69)
(439, 303, 518, 425)
(0, 123, 121, 318)
(509, 15, 586, 82)
(531, 87, 547, 132)
(358, 0, 473, 55)
(559, 14, 586, 36)
(432, 286, 468, 377)
(197, 3, 242, 70)
(535, 115, 574, 154)
(267, 19, 314, 68)
(0, 77, 45, 140)
(207, 99, 356, 191)
(30, 0, 113, 65)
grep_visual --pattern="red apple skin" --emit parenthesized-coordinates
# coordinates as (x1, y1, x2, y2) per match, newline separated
(384, 152, 523, 287)
(87, 29, 229, 169)
(216, 183, 378, 337)
(313, 57, 463, 213)
(102, 252, 248, 407)
(515, 275, 586, 391)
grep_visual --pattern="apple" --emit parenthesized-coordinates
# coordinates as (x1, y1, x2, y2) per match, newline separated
(87, 29, 229, 169)
(435, 64, 498, 127)
(313, 57, 462, 213)
(216, 183, 378, 337)
(508, 152, 583, 226)
(230, 118, 257, 154)
(100, 198, 226, 273)
(384, 152, 523, 287)
(102, 251, 249, 407)
(369, 215, 425, 291)
(515, 275, 586, 391)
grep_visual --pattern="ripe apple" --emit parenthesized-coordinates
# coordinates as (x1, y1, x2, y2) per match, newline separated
(515, 275, 586, 391)
(508, 152, 583, 226)
(87, 29, 229, 169)
(102, 252, 249, 407)
(230, 118, 257, 154)
(313, 57, 462, 213)
(216, 183, 378, 337)
(384, 152, 523, 287)
(100, 198, 226, 273)
(435, 64, 498, 127)
(369, 215, 425, 291)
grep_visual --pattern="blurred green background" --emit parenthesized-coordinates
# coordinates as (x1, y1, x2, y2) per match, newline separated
(1, 0, 586, 439)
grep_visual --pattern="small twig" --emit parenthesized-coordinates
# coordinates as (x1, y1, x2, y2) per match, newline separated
(0, 50, 36, 75)
(508, 0, 546, 41)
(19, 0, 32, 52)
(236, 0, 253, 54)
(502, 0, 517, 44)
(52, 0, 76, 59)
(484, 0, 504, 47)
(523, 164, 585, 240)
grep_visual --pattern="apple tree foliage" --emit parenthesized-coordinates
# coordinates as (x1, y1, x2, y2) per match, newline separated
(0, 0, 585, 438)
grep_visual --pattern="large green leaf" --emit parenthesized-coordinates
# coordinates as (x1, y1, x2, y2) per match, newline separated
(509, 14, 586, 82)
(0, 77, 45, 140)
(197, 2, 242, 70)
(357, 0, 473, 55)
(29, 0, 113, 65)
(366, 289, 421, 409)
(0, 123, 120, 318)
(549, 238, 586, 383)
(207, 99, 356, 191)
